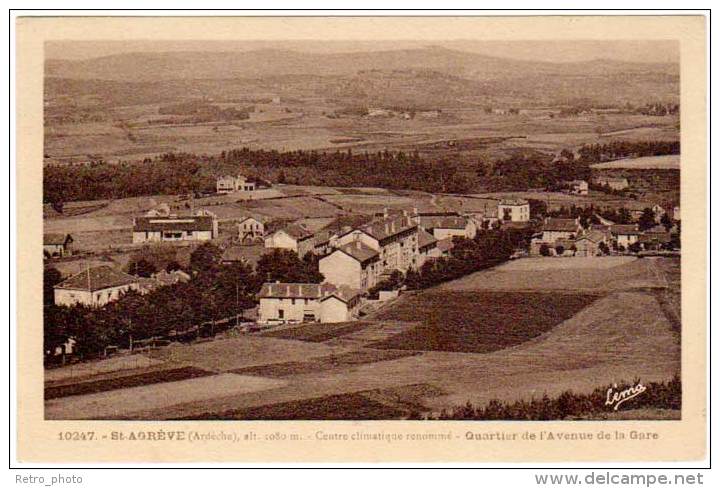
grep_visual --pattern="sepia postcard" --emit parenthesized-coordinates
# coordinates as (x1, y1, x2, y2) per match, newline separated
(15, 14, 707, 464)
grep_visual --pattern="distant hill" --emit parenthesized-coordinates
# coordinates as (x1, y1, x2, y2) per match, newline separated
(46, 47, 678, 83)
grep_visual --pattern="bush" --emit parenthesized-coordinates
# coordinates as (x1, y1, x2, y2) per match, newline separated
(539, 243, 551, 257)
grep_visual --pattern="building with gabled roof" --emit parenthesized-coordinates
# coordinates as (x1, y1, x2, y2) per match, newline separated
(319, 240, 381, 291)
(44, 233, 73, 258)
(216, 174, 256, 193)
(54, 265, 140, 307)
(416, 215, 477, 240)
(237, 216, 265, 243)
(257, 282, 363, 324)
(264, 223, 315, 258)
(132, 212, 218, 244)
(498, 199, 530, 222)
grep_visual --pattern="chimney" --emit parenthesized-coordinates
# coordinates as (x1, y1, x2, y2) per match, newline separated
(383, 207, 389, 219)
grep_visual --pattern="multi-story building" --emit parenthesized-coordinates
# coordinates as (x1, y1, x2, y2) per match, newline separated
(415, 215, 477, 240)
(216, 175, 256, 193)
(132, 211, 218, 244)
(497, 199, 531, 222)
(319, 240, 382, 290)
(257, 282, 362, 324)
(237, 216, 265, 243)
(264, 223, 315, 258)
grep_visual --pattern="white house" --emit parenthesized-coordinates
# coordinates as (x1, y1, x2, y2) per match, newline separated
(44, 233, 73, 258)
(497, 199, 530, 222)
(54, 266, 140, 307)
(568, 180, 589, 196)
(132, 212, 218, 244)
(415, 215, 477, 240)
(237, 216, 265, 243)
(216, 175, 256, 193)
(264, 223, 315, 258)
(609, 224, 641, 248)
(595, 176, 629, 191)
(319, 240, 381, 290)
(257, 282, 362, 324)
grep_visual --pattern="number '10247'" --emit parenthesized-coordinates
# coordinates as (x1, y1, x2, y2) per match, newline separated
(58, 431, 96, 441)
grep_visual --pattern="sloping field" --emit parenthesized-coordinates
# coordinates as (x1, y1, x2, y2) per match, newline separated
(145, 335, 347, 372)
(372, 291, 597, 353)
(45, 354, 164, 383)
(440, 256, 662, 292)
(46, 373, 286, 420)
(591, 154, 679, 170)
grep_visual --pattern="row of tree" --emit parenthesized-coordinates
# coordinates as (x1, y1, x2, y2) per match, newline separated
(44, 245, 323, 361)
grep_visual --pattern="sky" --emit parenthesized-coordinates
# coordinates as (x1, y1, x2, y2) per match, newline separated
(45, 40, 679, 64)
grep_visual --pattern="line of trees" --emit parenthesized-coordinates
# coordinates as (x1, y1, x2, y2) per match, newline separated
(576, 140, 679, 163)
(44, 245, 322, 362)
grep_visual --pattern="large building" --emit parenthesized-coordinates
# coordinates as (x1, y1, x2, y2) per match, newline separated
(497, 199, 531, 222)
(54, 266, 140, 307)
(237, 216, 265, 243)
(264, 223, 315, 258)
(321, 214, 420, 290)
(43, 233, 73, 258)
(415, 215, 477, 240)
(594, 176, 629, 191)
(216, 175, 256, 193)
(257, 282, 363, 324)
(132, 212, 218, 244)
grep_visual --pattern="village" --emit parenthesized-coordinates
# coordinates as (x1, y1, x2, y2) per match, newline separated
(44, 163, 680, 361)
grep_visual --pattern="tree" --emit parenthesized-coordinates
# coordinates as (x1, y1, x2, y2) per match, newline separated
(539, 243, 551, 257)
(126, 258, 157, 278)
(256, 249, 324, 284)
(660, 213, 674, 231)
(638, 208, 657, 231)
(628, 242, 642, 253)
(189, 242, 223, 274)
(598, 241, 610, 255)
(555, 245, 565, 256)
(44, 266, 63, 306)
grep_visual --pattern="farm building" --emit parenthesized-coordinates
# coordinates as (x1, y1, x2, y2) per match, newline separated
(237, 216, 265, 243)
(497, 199, 530, 222)
(132, 213, 218, 244)
(574, 231, 608, 257)
(54, 265, 140, 307)
(264, 223, 315, 258)
(216, 175, 256, 193)
(530, 218, 581, 255)
(567, 180, 589, 196)
(313, 229, 339, 256)
(44, 233, 73, 258)
(417, 228, 440, 266)
(257, 282, 363, 324)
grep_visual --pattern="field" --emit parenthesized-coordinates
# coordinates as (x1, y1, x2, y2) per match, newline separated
(591, 154, 680, 170)
(46, 256, 680, 420)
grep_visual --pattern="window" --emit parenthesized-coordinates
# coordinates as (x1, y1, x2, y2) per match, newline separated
(291, 298, 296, 305)
(278, 309, 284, 319)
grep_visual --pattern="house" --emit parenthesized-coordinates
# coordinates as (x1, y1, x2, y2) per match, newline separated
(257, 282, 362, 324)
(436, 237, 455, 257)
(216, 175, 256, 193)
(417, 228, 440, 266)
(319, 240, 381, 290)
(264, 223, 315, 258)
(530, 218, 581, 255)
(497, 199, 530, 222)
(335, 214, 420, 274)
(313, 229, 339, 256)
(44, 233, 73, 258)
(237, 216, 265, 243)
(595, 176, 629, 191)
(609, 224, 641, 249)
(640, 225, 673, 250)
(132, 212, 218, 243)
(574, 230, 608, 257)
(415, 215, 477, 240)
(540, 218, 581, 242)
(567, 180, 589, 196)
(54, 266, 140, 307)
(651, 204, 667, 223)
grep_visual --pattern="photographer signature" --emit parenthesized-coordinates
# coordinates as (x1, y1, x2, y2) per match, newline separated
(605, 382, 647, 411)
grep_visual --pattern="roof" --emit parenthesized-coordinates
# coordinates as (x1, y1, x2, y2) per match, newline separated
(577, 230, 606, 243)
(436, 238, 455, 253)
(54, 265, 137, 292)
(417, 228, 438, 249)
(276, 223, 314, 242)
(645, 224, 671, 234)
(332, 241, 380, 264)
(543, 218, 580, 232)
(258, 282, 338, 299)
(357, 215, 417, 242)
(499, 198, 529, 206)
(152, 269, 191, 285)
(320, 285, 364, 304)
(609, 224, 641, 235)
(417, 215, 468, 230)
(44, 233, 72, 246)
(313, 229, 338, 247)
(133, 215, 214, 232)
(238, 215, 265, 225)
